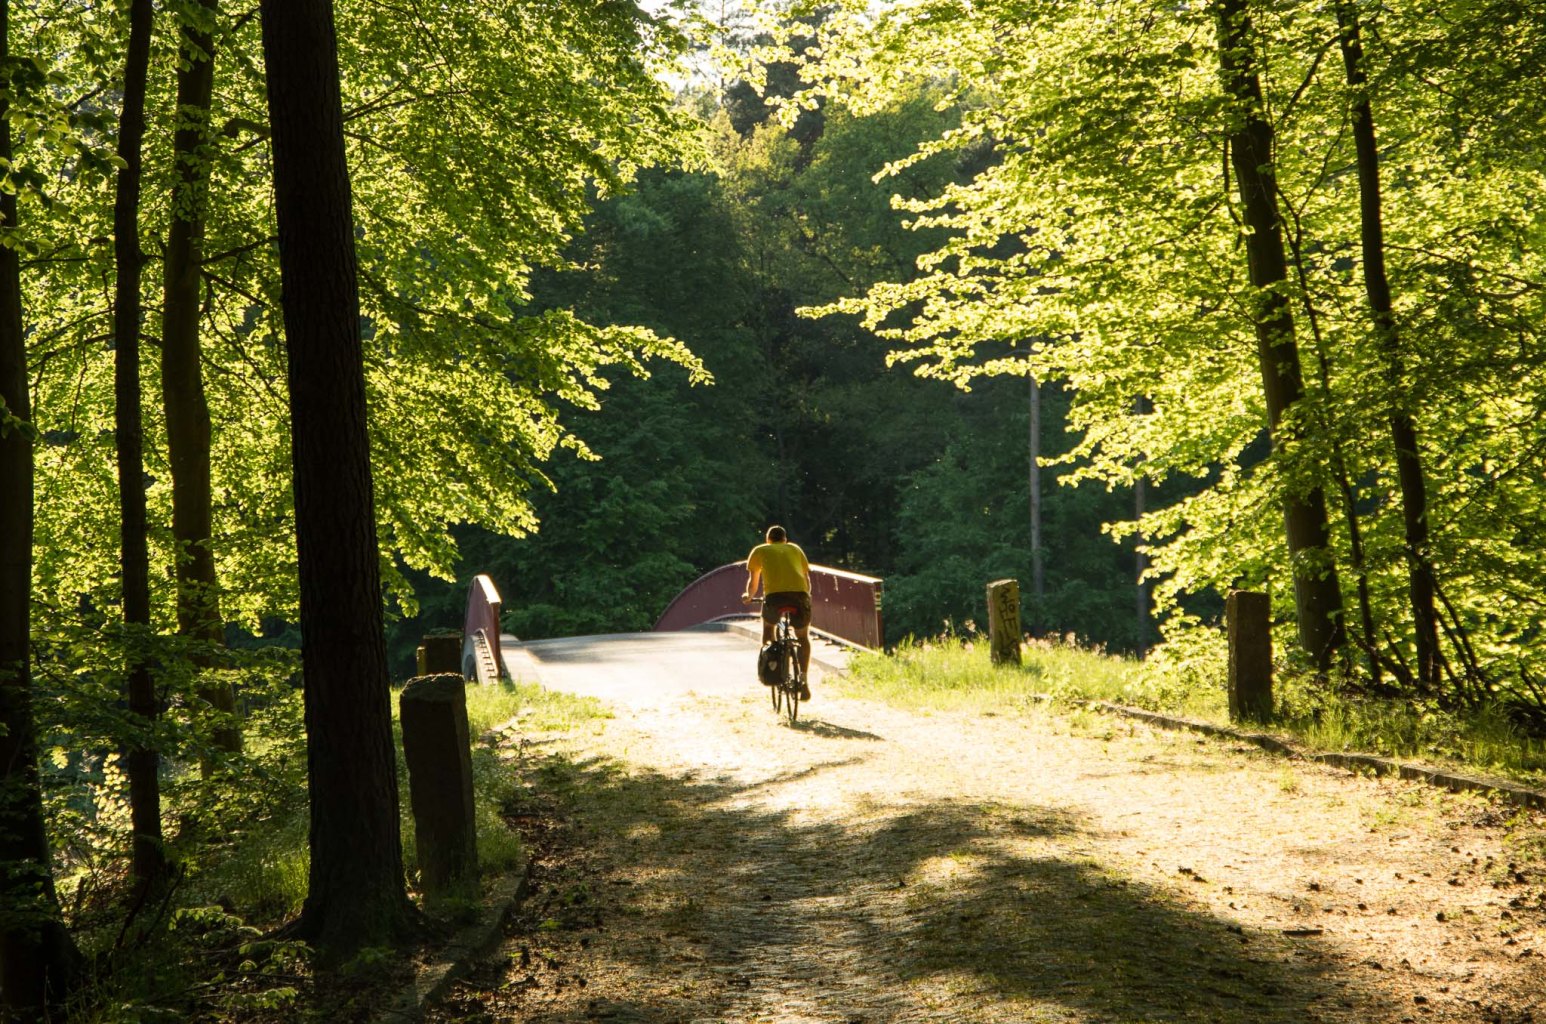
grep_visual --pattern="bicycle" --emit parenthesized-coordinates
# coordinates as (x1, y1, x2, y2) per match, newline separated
(757, 598, 805, 725)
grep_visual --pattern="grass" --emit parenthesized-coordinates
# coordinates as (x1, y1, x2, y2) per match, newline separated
(171, 677, 609, 928)
(398, 678, 610, 901)
(838, 635, 1139, 715)
(838, 635, 1546, 788)
(57, 676, 608, 1024)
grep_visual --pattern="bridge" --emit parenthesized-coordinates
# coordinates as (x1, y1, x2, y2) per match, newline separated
(456, 562, 884, 697)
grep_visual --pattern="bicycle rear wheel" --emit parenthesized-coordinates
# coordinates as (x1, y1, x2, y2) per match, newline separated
(782, 658, 800, 725)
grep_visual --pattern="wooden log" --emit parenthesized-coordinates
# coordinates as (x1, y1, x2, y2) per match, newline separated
(421, 629, 462, 675)
(1227, 590, 1273, 722)
(986, 579, 1022, 666)
(399, 672, 479, 898)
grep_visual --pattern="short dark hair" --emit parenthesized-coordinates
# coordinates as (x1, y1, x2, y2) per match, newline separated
(766, 525, 787, 543)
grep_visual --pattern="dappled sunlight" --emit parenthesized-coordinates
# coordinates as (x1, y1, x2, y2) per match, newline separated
(910, 852, 986, 887)
(447, 742, 1416, 1023)
(433, 633, 1546, 1023)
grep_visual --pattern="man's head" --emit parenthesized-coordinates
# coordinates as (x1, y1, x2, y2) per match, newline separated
(766, 525, 787, 543)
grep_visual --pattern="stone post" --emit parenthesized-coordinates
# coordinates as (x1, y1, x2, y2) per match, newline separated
(421, 629, 462, 675)
(1227, 590, 1273, 722)
(986, 579, 1022, 666)
(399, 672, 479, 898)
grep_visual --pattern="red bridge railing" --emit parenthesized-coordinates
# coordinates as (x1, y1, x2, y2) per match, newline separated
(653, 562, 884, 650)
(462, 574, 503, 684)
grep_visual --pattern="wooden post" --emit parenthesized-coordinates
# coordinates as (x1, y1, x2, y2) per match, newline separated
(399, 672, 479, 898)
(421, 629, 461, 675)
(1227, 590, 1273, 722)
(986, 579, 1022, 666)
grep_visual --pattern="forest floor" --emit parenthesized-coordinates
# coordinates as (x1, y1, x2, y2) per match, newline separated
(427, 661, 1546, 1024)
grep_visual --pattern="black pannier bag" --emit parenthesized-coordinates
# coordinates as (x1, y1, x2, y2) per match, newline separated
(758, 641, 784, 686)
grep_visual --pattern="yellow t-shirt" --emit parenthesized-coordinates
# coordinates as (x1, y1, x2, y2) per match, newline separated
(747, 541, 810, 595)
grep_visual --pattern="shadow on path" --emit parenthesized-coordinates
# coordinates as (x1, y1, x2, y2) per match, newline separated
(459, 750, 1399, 1024)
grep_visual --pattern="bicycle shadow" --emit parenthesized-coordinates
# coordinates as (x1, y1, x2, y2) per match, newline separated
(785, 717, 884, 741)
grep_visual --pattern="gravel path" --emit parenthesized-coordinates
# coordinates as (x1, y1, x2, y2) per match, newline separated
(433, 635, 1546, 1024)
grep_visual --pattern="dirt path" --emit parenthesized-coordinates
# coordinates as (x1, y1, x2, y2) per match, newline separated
(432, 649, 1546, 1024)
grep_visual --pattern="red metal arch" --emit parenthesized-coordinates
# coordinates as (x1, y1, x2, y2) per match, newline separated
(653, 561, 884, 650)
(462, 574, 504, 683)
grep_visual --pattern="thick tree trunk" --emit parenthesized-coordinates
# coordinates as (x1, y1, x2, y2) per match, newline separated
(113, 0, 166, 889)
(162, 0, 241, 753)
(1336, 2, 1442, 694)
(0, 5, 83, 1010)
(1214, 0, 1346, 671)
(260, 0, 416, 959)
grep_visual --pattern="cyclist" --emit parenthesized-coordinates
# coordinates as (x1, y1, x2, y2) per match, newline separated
(741, 525, 812, 700)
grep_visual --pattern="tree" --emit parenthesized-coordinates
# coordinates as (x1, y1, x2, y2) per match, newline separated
(1212, 0, 1346, 670)
(259, 0, 415, 956)
(1335, 0, 1440, 692)
(799, 0, 1546, 698)
(161, 0, 241, 754)
(111, 0, 167, 889)
(0, 1, 82, 1010)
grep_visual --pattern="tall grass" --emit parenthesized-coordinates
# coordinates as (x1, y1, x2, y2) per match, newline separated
(838, 635, 1140, 714)
(1273, 674, 1546, 782)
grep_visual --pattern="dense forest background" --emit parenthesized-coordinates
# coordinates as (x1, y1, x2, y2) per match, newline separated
(391, 67, 1152, 667)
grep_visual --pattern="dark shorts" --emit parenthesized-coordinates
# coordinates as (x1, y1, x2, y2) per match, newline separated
(761, 591, 811, 629)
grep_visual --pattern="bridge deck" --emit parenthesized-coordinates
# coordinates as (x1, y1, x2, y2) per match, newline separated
(500, 623, 851, 706)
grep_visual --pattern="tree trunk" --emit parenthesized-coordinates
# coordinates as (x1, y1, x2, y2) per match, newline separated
(113, 0, 166, 890)
(1027, 363, 1043, 636)
(1336, 468, 1386, 686)
(260, 0, 416, 959)
(1336, 1, 1442, 694)
(162, 0, 241, 753)
(1134, 396, 1150, 657)
(1214, 0, 1346, 671)
(0, 4, 83, 1009)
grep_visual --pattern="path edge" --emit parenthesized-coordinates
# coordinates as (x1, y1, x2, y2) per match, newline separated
(1077, 698, 1546, 810)
(376, 859, 533, 1023)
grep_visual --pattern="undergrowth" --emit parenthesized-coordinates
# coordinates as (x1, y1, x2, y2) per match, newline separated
(50, 676, 606, 1023)
(841, 634, 1546, 786)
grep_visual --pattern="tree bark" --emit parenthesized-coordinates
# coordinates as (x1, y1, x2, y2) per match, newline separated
(0, 4, 83, 1010)
(260, 0, 416, 959)
(1336, 1, 1442, 694)
(162, 0, 241, 753)
(113, 0, 166, 889)
(1214, 0, 1346, 671)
